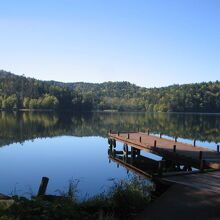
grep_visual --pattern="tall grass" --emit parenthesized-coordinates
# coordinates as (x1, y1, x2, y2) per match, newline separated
(0, 176, 154, 220)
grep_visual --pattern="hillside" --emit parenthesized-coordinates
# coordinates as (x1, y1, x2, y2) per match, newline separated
(0, 70, 220, 112)
(0, 70, 92, 111)
(66, 81, 220, 112)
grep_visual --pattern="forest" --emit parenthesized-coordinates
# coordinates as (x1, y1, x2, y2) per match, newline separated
(0, 70, 220, 112)
(0, 70, 92, 111)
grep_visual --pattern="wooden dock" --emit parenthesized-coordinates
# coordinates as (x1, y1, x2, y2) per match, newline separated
(108, 131, 220, 170)
(108, 131, 220, 219)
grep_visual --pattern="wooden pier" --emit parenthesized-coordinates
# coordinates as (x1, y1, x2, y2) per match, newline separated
(108, 131, 220, 170)
(108, 131, 220, 219)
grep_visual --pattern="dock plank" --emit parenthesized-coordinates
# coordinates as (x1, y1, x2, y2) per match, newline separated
(162, 171, 220, 194)
(109, 132, 220, 169)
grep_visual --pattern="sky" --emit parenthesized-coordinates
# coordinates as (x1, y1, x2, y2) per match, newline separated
(0, 0, 219, 87)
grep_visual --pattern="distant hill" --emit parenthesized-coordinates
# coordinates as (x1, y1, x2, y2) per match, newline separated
(0, 70, 220, 112)
(0, 70, 92, 111)
(0, 70, 17, 79)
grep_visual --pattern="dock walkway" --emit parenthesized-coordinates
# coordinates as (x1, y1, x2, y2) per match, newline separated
(109, 131, 220, 169)
(135, 184, 220, 220)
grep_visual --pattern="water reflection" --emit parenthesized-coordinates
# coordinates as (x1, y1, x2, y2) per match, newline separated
(0, 111, 220, 148)
(0, 111, 219, 196)
(108, 144, 194, 179)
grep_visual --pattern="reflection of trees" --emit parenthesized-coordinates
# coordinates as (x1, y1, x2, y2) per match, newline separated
(0, 112, 220, 147)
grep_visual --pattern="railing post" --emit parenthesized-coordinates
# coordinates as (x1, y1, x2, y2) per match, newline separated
(109, 129, 112, 134)
(173, 145, 176, 152)
(217, 145, 219, 152)
(147, 129, 150, 135)
(127, 133, 130, 139)
(174, 137, 178, 142)
(139, 136, 142, 142)
(193, 139, 196, 147)
(154, 140, 157, 148)
(117, 131, 120, 136)
(160, 133, 162, 138)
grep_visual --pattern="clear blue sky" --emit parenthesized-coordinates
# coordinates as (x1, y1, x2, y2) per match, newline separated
(0, 0, 219, 87)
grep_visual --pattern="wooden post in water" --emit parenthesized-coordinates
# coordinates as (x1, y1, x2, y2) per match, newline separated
(113, 149, 116, 157)
(217, 145, 219, 152)
(117, 131, 120, 136)
(154, 140, 157, 148)
(38, 177, 49, 196)
(108, 138, 112, 148)
(173, 145, 176, 152)
(131, 147, 135, 159)
(139, 136, 142, 142)
(123, 144, 128, 156)
(147, 129, 150, 135)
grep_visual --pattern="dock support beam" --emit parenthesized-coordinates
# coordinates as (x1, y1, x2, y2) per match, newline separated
(200, 160, 205, 171)
(123, 144, 128, 156)
(136, 149, 140, 156)
(158, 161, 163, 176)
(199, 151, 203, 160)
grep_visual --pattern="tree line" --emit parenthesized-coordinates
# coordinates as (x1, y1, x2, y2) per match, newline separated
(0, 70, 92, 111)
(69, 81, 220, 112)
(1, 70, 220, 112)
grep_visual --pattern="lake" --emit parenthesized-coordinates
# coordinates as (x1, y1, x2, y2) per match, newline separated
(0, 111, 220, 198)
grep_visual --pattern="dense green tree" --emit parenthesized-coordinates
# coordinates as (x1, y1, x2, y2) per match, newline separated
(0, 70, 92, 111)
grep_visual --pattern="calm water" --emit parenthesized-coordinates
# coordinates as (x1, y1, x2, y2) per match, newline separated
(0, 111, 220, 197)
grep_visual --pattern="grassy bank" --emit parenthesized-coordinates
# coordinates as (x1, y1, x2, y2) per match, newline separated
(0, 176, 155, 220)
